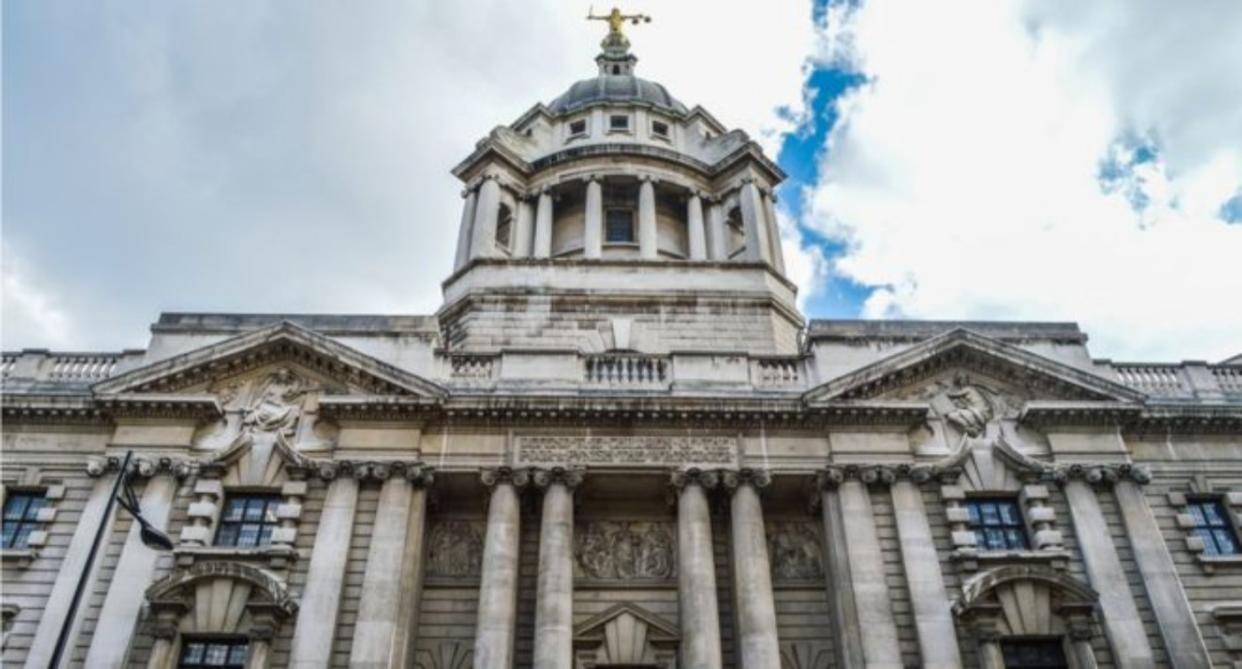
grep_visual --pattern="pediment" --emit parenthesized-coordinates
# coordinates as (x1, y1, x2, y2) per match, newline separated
(93, 321, 446, 399)
(574, 603, 679, 640)
(804, 328, 1143, 407)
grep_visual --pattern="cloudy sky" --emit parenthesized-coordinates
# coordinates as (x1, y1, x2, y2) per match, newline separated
(4, 0, 1240, 362)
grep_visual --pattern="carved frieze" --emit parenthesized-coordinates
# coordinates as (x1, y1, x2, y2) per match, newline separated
(766, 521, 825, 581)
(574, 521, 676, 580)
(516, 435, 736, 467)
(425, 520, 484, 579)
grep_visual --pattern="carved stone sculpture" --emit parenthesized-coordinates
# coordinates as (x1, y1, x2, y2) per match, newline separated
(426, 520, 484, 578)
(575, 521, 676, 580)
(766, 521, 824, 581)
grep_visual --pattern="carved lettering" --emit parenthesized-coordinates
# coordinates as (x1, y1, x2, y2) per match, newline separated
(517, 436, 736, 467)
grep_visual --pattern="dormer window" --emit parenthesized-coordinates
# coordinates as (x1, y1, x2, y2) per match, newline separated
(568, 119, 588, 140)
(609, 114, 630, 133)
(651, 120, 669, 140)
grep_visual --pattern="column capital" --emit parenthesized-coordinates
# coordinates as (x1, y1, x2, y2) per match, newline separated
(585, 173, 601, 184)
(481, 466, 532, 489)
(638, 173, 655, 184)
(721, 468, 772, 492)
(816, 464, 900, 489)
(531, 466, 585, 490)
(1053, 462, 1151, 487)
(670, 467, 721, 491)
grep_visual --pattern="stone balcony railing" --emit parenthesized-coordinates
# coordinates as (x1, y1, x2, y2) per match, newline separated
(1110, 362, 1242, 401)
(583, 353, 669, 389)
(1, 350, 141, 385)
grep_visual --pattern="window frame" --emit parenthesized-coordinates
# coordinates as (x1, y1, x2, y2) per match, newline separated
(650, 119, 671, 141)
(1, 490, 47, 550)
(1187, 497, 1240, 556)
(999, 636, 1070, 669)
(177, 635, 250, 669)
(213, 493, 283, 549)
(608, 113, 631, 134)
(964, 495, 1030, 552)
(567, 118, 589, 141)
(604, 207, 636, 244)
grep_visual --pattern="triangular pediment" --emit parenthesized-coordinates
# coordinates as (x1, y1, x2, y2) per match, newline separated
(804, 328, 1143, 406)
(93, 321, 446, 399)
(574, 603, 679, 640)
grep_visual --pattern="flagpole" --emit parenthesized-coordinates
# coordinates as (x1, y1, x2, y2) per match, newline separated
(47, 449, 133, 669)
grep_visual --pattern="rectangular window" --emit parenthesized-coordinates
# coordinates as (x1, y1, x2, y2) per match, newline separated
(214, 494, 281, 548)
(569, 119, 587, 137)
(651, 120, 669, 138)
(605, 208, 635, 242)
(179, 637, 249, 668)
(2, 491, 46, 549)
(1000, 638, 1069, 668)
(1188, 498, 1239, 555)
(965, 497, 1029, 551)
(609, 114, 630, 131)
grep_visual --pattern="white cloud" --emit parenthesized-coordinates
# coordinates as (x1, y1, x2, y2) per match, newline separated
(806, 0, 1242, 361)
(1, 247, 73, 349)
(4, 0, 822, 349)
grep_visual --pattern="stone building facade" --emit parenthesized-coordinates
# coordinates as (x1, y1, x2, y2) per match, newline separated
(3, 18, 1241, 669)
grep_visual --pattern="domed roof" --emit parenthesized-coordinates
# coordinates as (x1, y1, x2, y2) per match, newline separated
(548, 74, 688, 116)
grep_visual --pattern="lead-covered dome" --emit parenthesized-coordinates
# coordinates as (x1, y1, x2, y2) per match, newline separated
(548, 74, 688, 116)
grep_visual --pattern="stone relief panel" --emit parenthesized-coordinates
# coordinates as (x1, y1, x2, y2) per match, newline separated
(194, 366, 341, 454)
(889, 372, 1052, 457)
(414, 642, 472, 669)
(766, 521, 825, 582)
(425, 520, 485, 579)
(516, 435, 737, 467)
(575, 521, 677, 581)
(780, 642, 833, 669)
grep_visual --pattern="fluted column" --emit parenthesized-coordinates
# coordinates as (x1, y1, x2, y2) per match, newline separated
(687, 192, 706, 260)
(85, 471, 178, 668)
(532, 467, 585, 669)
(471, 176, 501, 259)
(473, 467, 529, 669)
(723, 469, 781, 669)
(534, 189, 554, 257)
(638, 176, 658, 259)
(671, 468, 723, 669)
(761, 191, 786, 274)
(739, 180, 772, 263)
(290, 471, 359, 668)
(583, 176, 603, 259)
(706, 201, 727, 260)
(350, 464, 434, 667)
(454, 188, 478, 270)
(512, 196, 534, 258)
(815, 473, 865, 667)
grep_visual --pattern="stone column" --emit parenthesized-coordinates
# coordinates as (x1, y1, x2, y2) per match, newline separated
(723, 469, 781, 669)
(534, 189, 554, 258)
(638, 176, 658, 259)
(706, 201, 727, 260)
(24, 467, 120, 669)
(671, 469, 723, 669)
(739, 180, 773, 263)
(890, 476, 961, 669)
(583, 176, 603, 259)
(454, 187, 478, 270)
(512, 197, 534, 258)
(473, 467, 529, 669)
(761, 192, 786, 274)
(532, 467, 584, 669)
(349, 464, 435, 667)
(470, 175, 501, 260)
(85, 471, 178, 668)
(1062, 472, 1155, 668)
(289, 471, 359, 668)
(815, 472, 865, 667)
(1114, 476, 1210, 667)
(245, 626, 275, 669)
(391, 467, 433, 669)
(145, 633, 177, 669)
(687, 193, 706, 260)
(836, 468, 903, 668)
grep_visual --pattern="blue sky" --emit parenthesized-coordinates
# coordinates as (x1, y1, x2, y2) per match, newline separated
(4, 1, 1241, 361)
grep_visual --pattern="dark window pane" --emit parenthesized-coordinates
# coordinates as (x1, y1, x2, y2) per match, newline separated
(222, 499, 246, 522)
(606, 209, 634, 242)
(965, 497, 1027, 551)
(570, 120, 586, 135)
(1001, 638, 1068, 668)
(4, 495, 29, 520)
(1216, 529, 1239, 555)
(610, 115, 628, 130)
(215, 494, 282, 548)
